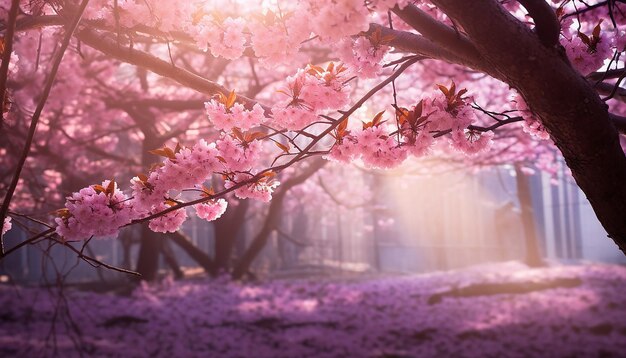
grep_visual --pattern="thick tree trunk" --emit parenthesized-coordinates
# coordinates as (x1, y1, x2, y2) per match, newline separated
(514, 164, 544, 267)
(432, 0, 626, 254)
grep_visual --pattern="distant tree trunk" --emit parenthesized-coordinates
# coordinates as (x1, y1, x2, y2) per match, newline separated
(335, 211, 343, 268)
(169, 231, 215, 274)
(161, 240, 184, 279)
(279, 208, 308, 269)
(213, 200, 249, 274)
(135, 125, 167, 281)
(515, 164, 545, 267)
(371, 175, 382, 272)
(135, 223, 163, 281)
(231, 192, 286, 280)
(120, 230, 134, 270)
(277, 229, 287, 269)
(232, 159, 326, 280)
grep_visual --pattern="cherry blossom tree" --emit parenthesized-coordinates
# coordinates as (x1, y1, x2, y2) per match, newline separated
(1, 0, 626, 280)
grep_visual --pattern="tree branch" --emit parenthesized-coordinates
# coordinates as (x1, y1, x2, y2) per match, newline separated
(610, 113, 626, 134)
(275, 227, 309, 247)
(516, 0, 561, 48)
(392, 4, 483, 63)
(367, 24, 484, 71)
(74, 28, 265, 111)
(587, 68, 626, 82)
(168, 230, 216, 274)
(595, 81, 626, 103)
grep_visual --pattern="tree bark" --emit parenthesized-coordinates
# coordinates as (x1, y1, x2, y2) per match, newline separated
(432, 0, 626, 254)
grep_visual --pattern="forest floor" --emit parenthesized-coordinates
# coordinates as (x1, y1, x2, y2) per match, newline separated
(0, 261, 625, 357)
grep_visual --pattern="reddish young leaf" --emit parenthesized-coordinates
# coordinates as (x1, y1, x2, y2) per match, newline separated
(275, 141, 290, 153)
(231, 127, 244, 142)
(337, 118, 349, 136)
(105, 179, 116, 196)
(437, 84, 449, 97)
(53, 208, 71, 219)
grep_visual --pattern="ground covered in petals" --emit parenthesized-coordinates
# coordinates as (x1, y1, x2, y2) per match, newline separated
(1, 262, 625, 357)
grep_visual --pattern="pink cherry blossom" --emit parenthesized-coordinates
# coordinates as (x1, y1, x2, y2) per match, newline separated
(148, 202, 188, 233)
(195, 199, 228, 221)
(55, 180, 136, 241)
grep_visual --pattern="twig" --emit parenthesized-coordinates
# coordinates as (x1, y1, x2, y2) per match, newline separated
(0, 227, 56, 259)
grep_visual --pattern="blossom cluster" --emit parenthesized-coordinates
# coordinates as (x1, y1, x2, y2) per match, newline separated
(561, 22, 615, 75)
(55, 180, 136, 241)
(195, 198, 228, 221)
(204, 99, 266, 131)
(271, 63, 351, 130)
(147, 202, 188, 233)
(56, 133, 273, 239)
(335, 32, 392, 78)
(194, 16, 247, 60)
(248, 10, 312, 65)
(352, 124, 409, 169)
(224, 172, 280, 202)
(215, 134, 263, 172)
(131, 140, 221, 214)
(303, 0, 370, 41)
(131, 135, 269, 233)
(449, 128, 494, 154)
(328, 83, 494, 168)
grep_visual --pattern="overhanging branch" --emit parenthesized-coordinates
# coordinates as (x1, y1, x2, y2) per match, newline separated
(392, 4, 483, 64)
(74, 28, 265, 111)
(516, 0, 560, 48)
